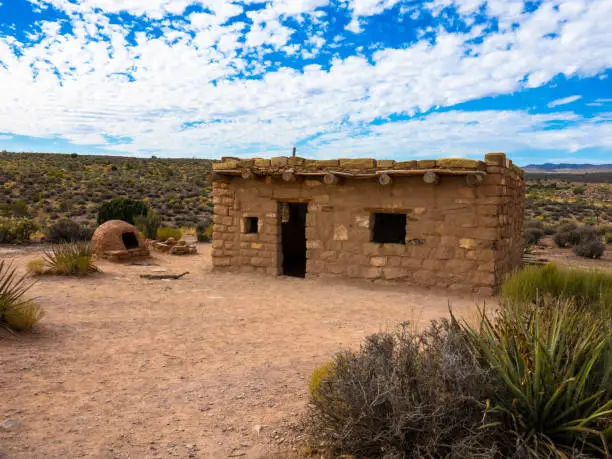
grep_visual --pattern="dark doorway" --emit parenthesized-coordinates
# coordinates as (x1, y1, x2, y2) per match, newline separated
(281, 202, 308, 277)
(122, 232, 139, 249)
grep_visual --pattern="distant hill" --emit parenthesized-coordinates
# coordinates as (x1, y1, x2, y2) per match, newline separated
(524, 163, 612, 173)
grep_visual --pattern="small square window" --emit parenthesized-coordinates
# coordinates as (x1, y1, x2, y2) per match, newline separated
(371, 213, 406, 244)
(244, 217, 259, 234)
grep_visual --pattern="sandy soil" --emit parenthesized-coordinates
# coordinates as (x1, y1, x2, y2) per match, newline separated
(531, 236, 612, 272)
(0, 244, 482, 459)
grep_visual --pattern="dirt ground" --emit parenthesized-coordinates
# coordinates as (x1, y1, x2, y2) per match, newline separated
(0, 244, 484, 459)
(531, 236, 612, 272)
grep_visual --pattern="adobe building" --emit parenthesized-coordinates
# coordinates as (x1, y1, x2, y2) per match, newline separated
(210, 153, 524, 295)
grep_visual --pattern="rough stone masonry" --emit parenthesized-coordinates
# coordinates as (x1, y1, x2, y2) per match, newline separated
(210, 153, 525, 295)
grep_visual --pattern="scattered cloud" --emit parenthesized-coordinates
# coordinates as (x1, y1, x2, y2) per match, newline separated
(0, 0, 610, 159)
(548, 95, 583, 108)
(0, 134, 12, 141)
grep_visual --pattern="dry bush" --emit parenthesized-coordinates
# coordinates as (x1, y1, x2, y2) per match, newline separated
(156, 227, 182, 241)
(3, 300, 44, 331)
(42, 242, 100, 276)
(308, 320, 502, 458)
(26, 258, 46, 276)
(573, 240, 605, 259)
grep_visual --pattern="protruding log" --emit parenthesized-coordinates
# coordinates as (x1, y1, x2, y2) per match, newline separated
(466, 174, 484, 186)
(282, 170, 296, 182)
(378, 173, 393, 186)
(241, 169, 254, 180)
(423, 171, 440, 184)
(323, 173, 339, 185)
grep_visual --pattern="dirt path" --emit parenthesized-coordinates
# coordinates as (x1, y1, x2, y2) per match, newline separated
(0, 244, 480, 458)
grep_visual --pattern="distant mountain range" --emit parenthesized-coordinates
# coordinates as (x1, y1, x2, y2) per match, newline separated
(524, 163, 612, 173)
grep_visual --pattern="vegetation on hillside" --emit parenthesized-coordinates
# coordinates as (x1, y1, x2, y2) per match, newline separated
(0, 151, 213, 230)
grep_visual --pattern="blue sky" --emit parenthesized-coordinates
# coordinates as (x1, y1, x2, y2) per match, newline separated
(0, 0, 611, 165)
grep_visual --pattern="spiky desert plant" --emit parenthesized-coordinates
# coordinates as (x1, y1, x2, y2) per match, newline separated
(0, 260, 42, 331)
(461, 301, 612, 457)
(42, 242, 100, 276)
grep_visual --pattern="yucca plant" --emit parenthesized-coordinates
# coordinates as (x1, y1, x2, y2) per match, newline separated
(460, 301, 611, 457)
(42, 242, 100, 276)
(0, 260, 42, 331)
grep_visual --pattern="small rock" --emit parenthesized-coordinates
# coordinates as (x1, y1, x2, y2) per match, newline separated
(1, 419, 20, 430)
(253, 424, 263, 435)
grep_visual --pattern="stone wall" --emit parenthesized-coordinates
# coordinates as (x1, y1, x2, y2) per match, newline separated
(211, 153, 524, 294)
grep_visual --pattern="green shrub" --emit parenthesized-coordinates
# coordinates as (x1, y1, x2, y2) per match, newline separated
(42, 243, 100, 276)
(134, 211, 161, 240)
(0, 217, 38, 243)
(461, 301, 611, 457)
(606, 232, 612, 244)
(573, 240, 605, 259)
(156, 227, 182, 241)
(0, 261, 42, 331)
(501, 264, 612, 316)
(45, 219, 92, 243)
(308, 321, 501, 457)
(553, 224, 601, 249)
(524, 227, 544, 245)
(97, 198, 149, 225)
(196, 221, 213, 242)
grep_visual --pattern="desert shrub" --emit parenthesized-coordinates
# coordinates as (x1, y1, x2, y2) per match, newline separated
(524, 227, 544, 245)
(42, 242, 100, 276)
(26, 258, 46, 276)
(572, 186, 586, 195)
(0, 217, 38, 243)
(605, 232, 612, 244)
(97, 198, 149, 225)
(156, 227, 182, 241)
(308, 321, 501, 458)
(196, 221, 213, 242)
(573, 240, 605, 259)
(0, 260, 42, 331)
(45, 219, 92, 243)
(553, 224, 601, 249)
(462, 301, 611, 457)
(501, 264, 612, 316)
(2, 300, 44, 331)
(134, 210, 161, 240)
(524, 220, 544, 230)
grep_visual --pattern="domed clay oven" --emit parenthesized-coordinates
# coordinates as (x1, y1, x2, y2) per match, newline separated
(91, 220, 149, 261)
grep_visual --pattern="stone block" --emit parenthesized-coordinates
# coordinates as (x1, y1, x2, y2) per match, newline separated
(484, 152, 507, 166)
(213, 160, 239, 170)
(363, 242, 382, 256)
(383, 267, 408, 279)
(271, 156, 288, 167)
(213, 257, 231, 266)
(362, 267, 382, 279)
(388, 256, 402, 267)
(212, 240, 224, 249)
(354, 215, 370, 228)
(400, 257, 422, 269)
(339, 158, 376, 169)
(377, 160, 395, 168)
(320, 251, 338, 261)
(459, 238, 477, 250)
(254, 158, 271, 167)
(326, 264, 345, 275)
(395, 160, 417, 169)
(251, 242, 263, 249)
(333, 224, 348, 241)
(288, 156, 305, 166)
(417, 160, 437, 169)
(306, 240, 323, 249)
(370, 256, 387, 267)
(383, 244, 406, 256)
(436, 158, 484, 170)
(307, 260, 325, 273)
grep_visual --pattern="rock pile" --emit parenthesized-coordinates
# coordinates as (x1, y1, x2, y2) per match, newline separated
(150, 237, 197, 255)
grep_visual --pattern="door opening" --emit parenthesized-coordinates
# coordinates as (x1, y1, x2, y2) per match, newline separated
(281, 202, 308, 277)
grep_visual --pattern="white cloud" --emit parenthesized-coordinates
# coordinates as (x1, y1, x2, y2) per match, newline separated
(0, 134, 12, 141)
(0, 0, 610, 158)
(548, 95, 583, 108)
